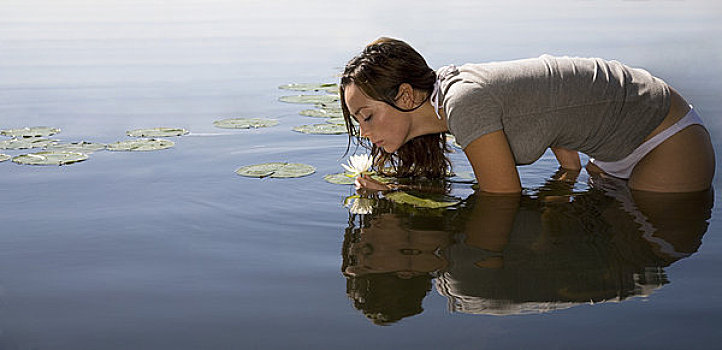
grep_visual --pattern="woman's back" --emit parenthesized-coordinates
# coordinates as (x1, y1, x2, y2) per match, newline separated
(441, 55, 671, 164)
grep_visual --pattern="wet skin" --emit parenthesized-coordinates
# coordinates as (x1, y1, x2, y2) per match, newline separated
(344, 82, 447, 154)
(343, 83, 416, 154)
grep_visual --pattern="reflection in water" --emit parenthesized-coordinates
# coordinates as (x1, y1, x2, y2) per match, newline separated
(341, 175, 713, 324)
(341, 199, 453, 325)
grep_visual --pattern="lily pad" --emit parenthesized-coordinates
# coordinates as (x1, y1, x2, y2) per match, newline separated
(324, 172, 394, 185)
(279, 94, 340, 105)
(213, 118, 279, 129)
(0, 137, 57, 149)
(450, 171, 477, 183)
(235, 162, 315, 178)
(292, 124, 347, 135)
(316, 103, 342, 111)
(325, 118, 345, 125)
(12, 151, 89, 166)
(127, 127, 189, 137)
(47, 141, 106, 153)
(279, 83, 338, 93)
(0, 153, 10, 162)
(325, 117, 358, 126)
(106, 138, 174, 151)
(1, 126, 60, 138)
(299, 109, 343, 118)
(315, 101, 342, 110)
(384, 191, 460, 208)
(324, 173, 356, 185)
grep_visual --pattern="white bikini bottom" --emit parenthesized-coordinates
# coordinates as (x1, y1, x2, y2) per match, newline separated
(589, 106, 704, 179)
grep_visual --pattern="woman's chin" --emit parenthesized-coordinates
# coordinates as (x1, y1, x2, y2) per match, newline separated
(378, 142, 397, 153)
(381, 145, 396, 153)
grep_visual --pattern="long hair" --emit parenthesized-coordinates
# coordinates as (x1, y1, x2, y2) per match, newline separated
(340, 37, 451, 178)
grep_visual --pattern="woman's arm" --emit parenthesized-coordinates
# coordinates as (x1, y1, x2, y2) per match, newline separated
(355, 130, 522, 194)
(463, 130, 522, 194)
(551, 147, 581, 171)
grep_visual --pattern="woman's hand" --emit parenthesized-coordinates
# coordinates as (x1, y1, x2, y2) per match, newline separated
(355, 174, 392, 191)
(551, 147, 582, 171)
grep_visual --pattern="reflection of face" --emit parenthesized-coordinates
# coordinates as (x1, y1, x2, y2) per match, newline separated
(346, 214, 449, 277)
(343, 83, 411, 153)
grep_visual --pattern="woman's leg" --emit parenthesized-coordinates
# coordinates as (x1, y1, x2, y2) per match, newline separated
(628, 124, 715, 192)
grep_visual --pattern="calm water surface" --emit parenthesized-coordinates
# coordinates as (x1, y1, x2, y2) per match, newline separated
(1, 0, 721, 349)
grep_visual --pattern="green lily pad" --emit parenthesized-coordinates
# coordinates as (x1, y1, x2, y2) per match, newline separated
(1, 126, 61, 138)
(46, 141, 106, 153)
(106, 138, 174, 151)
(213, 118, 279, 129)
(0, 137, 57, 149)
(235, 162, 315, 178)
(127, 127, 189, 137)
(325, 117, 358, 126)
(323, 172, 394, 185)
(314, 102, 342, 110)
(450, 171, 477, 183)
(325, 118, 345, 125)
(0, 153, 10, 162)
(324, 173, 356, 185)
(299, 109, 343, 118)
(12, 151, 89, 166)
(292, 124, 347, 135)
(279, 83, 338, 93)
(279, 94, 340, 105)
(384, 191, 460, 208)
(316, 103, 342, 110)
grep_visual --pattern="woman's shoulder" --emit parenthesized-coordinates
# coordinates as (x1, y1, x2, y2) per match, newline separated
(441, 77, 504, 149)
(442, 77, 499, 111)
(450, 56, 558, 86)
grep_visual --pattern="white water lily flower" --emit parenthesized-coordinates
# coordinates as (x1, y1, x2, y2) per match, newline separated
(341, 153, 374, 177)
(344, 195, 373, 215)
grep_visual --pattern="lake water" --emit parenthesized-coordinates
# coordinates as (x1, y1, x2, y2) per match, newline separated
(1, 0, 721, 348)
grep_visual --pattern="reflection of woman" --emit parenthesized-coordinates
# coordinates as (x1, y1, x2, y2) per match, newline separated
(340, 37, 715, 193)
(437, 182, 713, 315)
(341, 203, 452, 325)
(341, 180, 713, 320)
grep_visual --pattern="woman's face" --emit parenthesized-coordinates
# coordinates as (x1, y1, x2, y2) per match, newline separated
(344, 83, 412, 153)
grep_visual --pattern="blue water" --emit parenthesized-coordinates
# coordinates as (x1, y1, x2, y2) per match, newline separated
(1, 0, 721, 348)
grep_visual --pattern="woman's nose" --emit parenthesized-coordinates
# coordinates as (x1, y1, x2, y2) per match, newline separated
(359, 125, 370, 138)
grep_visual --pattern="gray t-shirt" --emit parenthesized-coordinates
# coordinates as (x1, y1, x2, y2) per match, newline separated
(440, 55, 671, 164)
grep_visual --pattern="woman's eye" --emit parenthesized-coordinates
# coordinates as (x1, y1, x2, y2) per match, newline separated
(364, 115, 373, 122)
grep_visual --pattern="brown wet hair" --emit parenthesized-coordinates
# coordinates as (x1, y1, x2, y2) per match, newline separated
(340, 37, 451, 178)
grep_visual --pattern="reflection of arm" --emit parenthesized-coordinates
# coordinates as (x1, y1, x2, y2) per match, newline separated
(463, 194, 520, 265)
(537, 167, 581, 202)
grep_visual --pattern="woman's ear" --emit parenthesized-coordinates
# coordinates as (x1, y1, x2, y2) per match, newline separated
(394, 83, 415, 109)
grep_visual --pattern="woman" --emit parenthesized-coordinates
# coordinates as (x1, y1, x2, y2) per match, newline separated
(340, 37, 715, 193)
